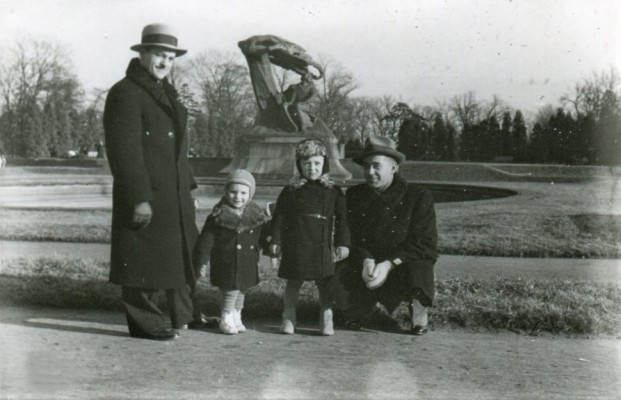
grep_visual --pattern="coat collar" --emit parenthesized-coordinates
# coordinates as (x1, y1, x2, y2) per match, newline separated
(126, 58, 175, 109)
(126, 58, 188, 154)
(361, 173, 408, 207)
(211, 200, 269, 232)
(288, 174, 334, 190)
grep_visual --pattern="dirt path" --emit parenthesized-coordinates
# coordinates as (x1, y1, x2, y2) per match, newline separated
(0, 305, 619, 400)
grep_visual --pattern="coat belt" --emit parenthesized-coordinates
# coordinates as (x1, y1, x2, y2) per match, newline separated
(301, 213, 328, 220)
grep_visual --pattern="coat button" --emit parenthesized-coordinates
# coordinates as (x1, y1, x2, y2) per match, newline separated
(250, 245, 255, 250)
(145, 131, 150, 136)
(168, 132, 174, 138)
(249, 230, 254, 234)
(236, 244, 242, 250)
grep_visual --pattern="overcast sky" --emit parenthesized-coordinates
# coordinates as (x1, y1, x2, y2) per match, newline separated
(1, 0, 619, 116)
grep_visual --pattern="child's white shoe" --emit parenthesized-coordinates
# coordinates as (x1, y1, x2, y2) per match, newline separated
(233, 309, 246, 333)
(319, 308, 334, 336)
(280, 319, 295, 334)
(219, 312, 238, 335)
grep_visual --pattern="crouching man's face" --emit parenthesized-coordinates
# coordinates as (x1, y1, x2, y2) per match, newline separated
(362, 155, 397, 191)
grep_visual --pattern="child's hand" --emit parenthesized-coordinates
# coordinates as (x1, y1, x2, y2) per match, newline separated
(333, 246, 349, 262)
(269, 244, 281, 257)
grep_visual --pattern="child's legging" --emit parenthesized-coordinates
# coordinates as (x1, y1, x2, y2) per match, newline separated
(283, 278, 332, 322)
(221, 289, 245, 313)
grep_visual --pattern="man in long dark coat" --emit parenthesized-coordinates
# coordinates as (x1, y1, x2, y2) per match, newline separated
(103, 23, 199, 340)
(336, 136, 438, 335)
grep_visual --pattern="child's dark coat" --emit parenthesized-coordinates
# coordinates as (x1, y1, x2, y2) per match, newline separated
(271, 177, 350, 281)
(193, 201, 269, 290)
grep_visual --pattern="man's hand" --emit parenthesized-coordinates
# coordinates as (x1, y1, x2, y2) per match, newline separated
(361, 258, 376, 283)
(333, 246, 350, 263)
(193, 197, 200, 210)
(132, 202, 152, 229)
(366, 260, 395, 290)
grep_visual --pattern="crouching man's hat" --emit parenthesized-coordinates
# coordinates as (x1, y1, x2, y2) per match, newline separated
(130, 23, 187, 56)
(353, 135, 406, 165)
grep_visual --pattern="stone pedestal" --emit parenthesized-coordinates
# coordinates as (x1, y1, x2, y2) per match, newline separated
(221, 126, 352, 181)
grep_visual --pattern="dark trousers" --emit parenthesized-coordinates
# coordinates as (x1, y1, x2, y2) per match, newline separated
(121, 285, 193, 335)
(333, 259, 435, 321)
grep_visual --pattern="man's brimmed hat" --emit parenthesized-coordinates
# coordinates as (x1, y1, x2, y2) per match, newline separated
(353, 135, 406, 165)
(130, 23, 187, 56)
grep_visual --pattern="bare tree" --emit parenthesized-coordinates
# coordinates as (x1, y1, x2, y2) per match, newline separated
(0, 40, 83, 157)
(561, 66, 621, 119)
(178, 50, 255, 156)
(315, 56, 358, 143)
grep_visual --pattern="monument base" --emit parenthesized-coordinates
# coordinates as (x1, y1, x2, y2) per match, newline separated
(221, 126, 352, 181)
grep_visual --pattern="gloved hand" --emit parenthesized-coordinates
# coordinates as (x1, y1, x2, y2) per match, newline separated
(132, 202, 152, 229)
(366, 260, 394, 290)
(361, 258, 376, 283)
(333, 246, 350, 262)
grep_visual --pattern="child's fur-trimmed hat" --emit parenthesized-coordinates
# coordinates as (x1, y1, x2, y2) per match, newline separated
(295, 139, 327, 160)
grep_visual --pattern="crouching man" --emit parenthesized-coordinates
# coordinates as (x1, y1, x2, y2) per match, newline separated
(335, 136, 438, 335)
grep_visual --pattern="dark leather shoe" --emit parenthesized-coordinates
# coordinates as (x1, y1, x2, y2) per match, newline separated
(188, 317, 219, 329)
(131, 327, 178, 341)
(411, 325, 428, 336)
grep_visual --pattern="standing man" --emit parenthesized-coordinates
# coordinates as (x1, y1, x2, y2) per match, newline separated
(103, 23, 199, 340)
(336, 136, 438, 335)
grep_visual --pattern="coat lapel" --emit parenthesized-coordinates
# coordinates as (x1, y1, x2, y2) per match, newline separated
(125, 58, 188, 159)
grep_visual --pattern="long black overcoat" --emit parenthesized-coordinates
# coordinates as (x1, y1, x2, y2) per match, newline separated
(193, 201, 269, 290)
(271, 178, 350, 281)
(103, 58, 198, 289)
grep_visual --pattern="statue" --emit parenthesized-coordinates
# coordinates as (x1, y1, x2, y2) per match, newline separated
(222, 35, 351, 180)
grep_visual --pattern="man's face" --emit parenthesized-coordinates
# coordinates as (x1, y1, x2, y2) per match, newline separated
(299, 155, 324, 181)
(139, 48, 176, 80)
(362, 155, 397, 191)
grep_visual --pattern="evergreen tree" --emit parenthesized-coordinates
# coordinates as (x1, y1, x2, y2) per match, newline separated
(511, 110, 528, 162)
(529, 122, 547, 163)
(431, 113, 448, 160)
(486, 116, 501, 161)
(397, 114, 428, 160)
(499, 111, 512, 157)
(446, 121, 457, 161)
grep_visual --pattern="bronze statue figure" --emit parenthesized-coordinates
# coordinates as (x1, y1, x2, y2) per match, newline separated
(222, 35, 351, 180)
(238, 35, 323, 133)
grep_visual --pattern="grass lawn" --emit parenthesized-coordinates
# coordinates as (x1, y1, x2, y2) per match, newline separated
(1, 257, 619, 335)
(1, 178, 619, 258)
(0, 164, 619, 335)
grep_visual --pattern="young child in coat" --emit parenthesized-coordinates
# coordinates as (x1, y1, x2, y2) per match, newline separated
(193, 169, 269, 335)
(269, 139, 351, 336)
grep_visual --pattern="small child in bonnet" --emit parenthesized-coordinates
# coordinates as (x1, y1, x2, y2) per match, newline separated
(193, 169, 269, 334)
(269, 139, 351, 336)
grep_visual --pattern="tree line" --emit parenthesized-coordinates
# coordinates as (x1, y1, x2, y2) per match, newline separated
(0, 40, 619, 165)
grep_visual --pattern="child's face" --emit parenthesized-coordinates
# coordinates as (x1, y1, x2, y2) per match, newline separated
(225, 183, 250, 208)
(300, 155, 324, 181)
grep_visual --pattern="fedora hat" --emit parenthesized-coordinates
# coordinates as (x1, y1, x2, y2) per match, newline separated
(353, 135, 406, 165)
(130, 23, 187, 56)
